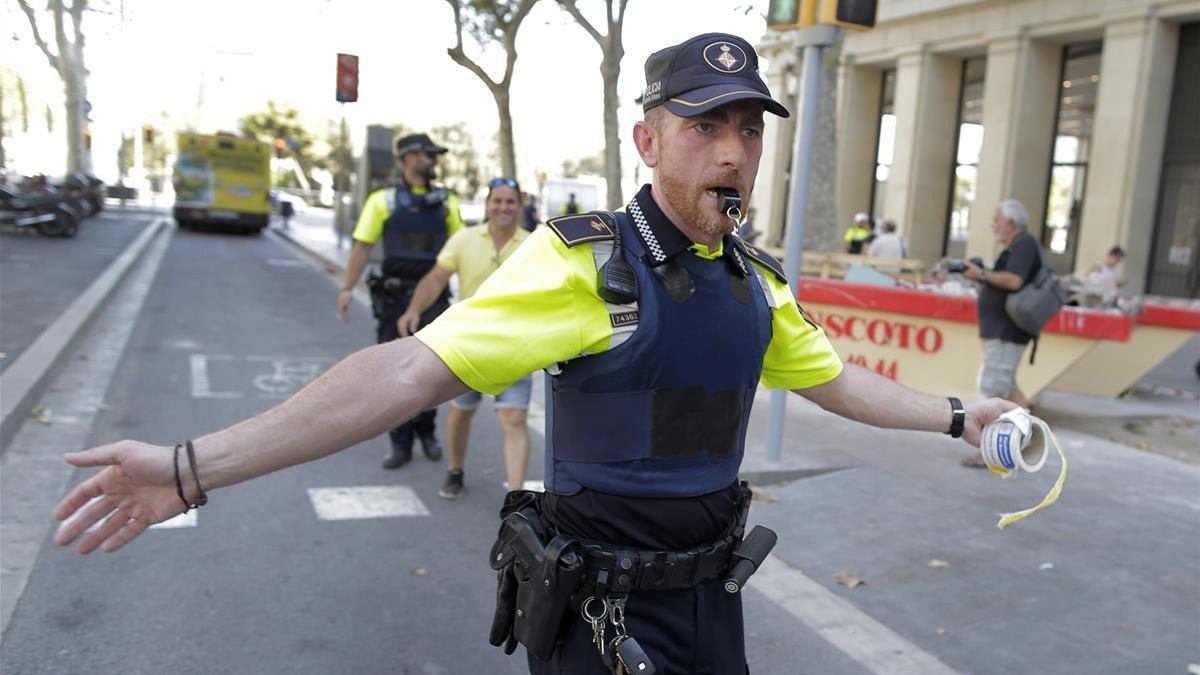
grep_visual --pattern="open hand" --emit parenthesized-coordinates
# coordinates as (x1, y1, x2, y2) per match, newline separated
(53, 441, 188, 554)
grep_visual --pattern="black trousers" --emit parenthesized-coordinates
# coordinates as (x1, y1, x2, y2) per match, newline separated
(526, 578, 748, 675)
(374, 287, 449, 449)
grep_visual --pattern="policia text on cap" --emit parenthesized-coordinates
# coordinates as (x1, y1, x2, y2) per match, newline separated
(52, 32, 1017, 675)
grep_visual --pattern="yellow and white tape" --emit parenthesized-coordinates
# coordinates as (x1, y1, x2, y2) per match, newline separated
(979, 408, 1068, 529)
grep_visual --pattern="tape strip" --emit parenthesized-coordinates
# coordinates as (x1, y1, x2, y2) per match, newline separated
(995, 418, 1068, 529)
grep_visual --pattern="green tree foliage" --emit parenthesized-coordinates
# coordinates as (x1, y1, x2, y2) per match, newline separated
(239, 101, 318, 186)
(17, 0, 92, 172)
(561, 150, 604, 178)
(385, 121, 485, 199)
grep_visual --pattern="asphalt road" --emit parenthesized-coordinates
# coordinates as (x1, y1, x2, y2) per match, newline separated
(2, 210, 1197, 674)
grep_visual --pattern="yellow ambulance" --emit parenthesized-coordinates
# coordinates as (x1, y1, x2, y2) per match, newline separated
(173, 132, 271, 233)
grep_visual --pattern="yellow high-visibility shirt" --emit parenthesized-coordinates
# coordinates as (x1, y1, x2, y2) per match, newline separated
(843, 225, 872, 243)
(416, 228, 843, 396)
(352, 185, 464, 244)
(436, 223, 530, 301)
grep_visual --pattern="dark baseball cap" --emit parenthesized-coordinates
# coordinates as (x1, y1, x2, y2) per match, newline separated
(641, 33, 789, 119)
(395, 133, 448, 157)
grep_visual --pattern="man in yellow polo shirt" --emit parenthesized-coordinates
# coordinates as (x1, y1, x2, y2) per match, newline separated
(53, 31, 1017, 675)
(397, 178, 532, 500)
(336, 133, 465, 469)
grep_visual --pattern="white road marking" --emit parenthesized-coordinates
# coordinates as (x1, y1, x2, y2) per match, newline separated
(189, 354, 243, 399)
(266, 258, 307, 268)
(149, 511, 198, 529)
(307, 486, 430, 520)
(749, 555, 960, 675)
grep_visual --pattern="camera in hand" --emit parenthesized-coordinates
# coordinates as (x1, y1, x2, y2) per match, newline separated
(946, 257, 985, 274)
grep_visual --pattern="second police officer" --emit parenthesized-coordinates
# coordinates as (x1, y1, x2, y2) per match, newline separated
(336, 133, 465, 469)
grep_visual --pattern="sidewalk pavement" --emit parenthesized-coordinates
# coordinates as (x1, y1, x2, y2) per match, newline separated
(273, 207, 1200, 674)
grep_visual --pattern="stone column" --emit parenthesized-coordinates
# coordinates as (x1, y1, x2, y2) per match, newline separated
(755, 33, 798, 248)
(1076, 13, 1177, 292)
(882, 49, 961, 263)
(968, 34, 1061, 260)
(835, 60, 883, 242)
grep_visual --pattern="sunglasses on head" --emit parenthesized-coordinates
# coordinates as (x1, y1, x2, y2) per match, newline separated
(488, 177, 520, 191)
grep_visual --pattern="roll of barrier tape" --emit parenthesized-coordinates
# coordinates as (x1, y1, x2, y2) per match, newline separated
(979, 408, 1068, 529)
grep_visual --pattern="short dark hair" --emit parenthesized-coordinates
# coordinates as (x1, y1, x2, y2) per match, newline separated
(1108, 246, 1125, 259)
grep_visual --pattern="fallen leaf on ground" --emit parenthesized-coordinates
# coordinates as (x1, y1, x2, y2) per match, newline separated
(1137, 441, 1153, 452)
(835, 571, 865, 588)
(927, 559, 950, 569)
(750, 488, 778, 504)
(31, 405, 52, 425)
(412, 568, 428, 576)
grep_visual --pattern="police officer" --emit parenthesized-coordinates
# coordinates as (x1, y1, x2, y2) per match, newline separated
(53, 33, 1016, 675)
(336, 132, 465, 469)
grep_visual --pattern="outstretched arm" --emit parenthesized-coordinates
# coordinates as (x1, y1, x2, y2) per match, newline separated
(53, 338, 468, 553)
(796, 363, 1015, 447)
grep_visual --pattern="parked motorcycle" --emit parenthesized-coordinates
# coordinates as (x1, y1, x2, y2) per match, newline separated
(0, 184, 79, 237)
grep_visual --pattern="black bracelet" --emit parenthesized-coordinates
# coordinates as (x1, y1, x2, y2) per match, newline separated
(173, 444, 191, 512)
(184, 440, 208, 507)
(946, 397, 966, 439)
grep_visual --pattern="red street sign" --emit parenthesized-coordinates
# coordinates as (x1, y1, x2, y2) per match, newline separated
(336, 53, 359, 103)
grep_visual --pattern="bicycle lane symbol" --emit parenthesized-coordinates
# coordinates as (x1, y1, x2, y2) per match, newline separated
(247, 356, 336, 399)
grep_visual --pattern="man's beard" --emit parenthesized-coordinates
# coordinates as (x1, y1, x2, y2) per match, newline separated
(658, 170, 737, 239)
(420, 164, 437, 182)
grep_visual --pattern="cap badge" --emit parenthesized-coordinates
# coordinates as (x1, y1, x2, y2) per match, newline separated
(704, 41, 747, 74)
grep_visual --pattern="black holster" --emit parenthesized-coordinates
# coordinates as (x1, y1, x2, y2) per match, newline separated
(365, 271, 414, 321)
(488, 491, 584, 661)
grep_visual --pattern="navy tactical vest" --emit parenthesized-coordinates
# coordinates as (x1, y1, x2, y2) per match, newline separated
(544, 207, 774, 498)
(381, 182, 448, 279)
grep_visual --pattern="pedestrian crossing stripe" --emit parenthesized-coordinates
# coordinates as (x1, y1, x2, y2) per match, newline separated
(307, 486, 430, 520)
(150, 511, 198, 529)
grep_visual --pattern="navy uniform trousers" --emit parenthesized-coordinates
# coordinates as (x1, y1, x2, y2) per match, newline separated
(526, 577, 748, 674)
(374, 286, 448, 449)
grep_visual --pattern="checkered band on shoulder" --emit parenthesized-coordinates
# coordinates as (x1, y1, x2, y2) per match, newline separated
(729, 244, 749, 277)
(628, 198, 666, 264)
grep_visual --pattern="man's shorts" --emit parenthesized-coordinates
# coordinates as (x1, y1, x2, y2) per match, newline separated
(451, 374, 533, 411)
(978, 338, 1027, 397)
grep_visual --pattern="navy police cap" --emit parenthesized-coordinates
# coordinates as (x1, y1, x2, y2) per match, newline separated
(395, 133, 448, 157)
(641, 33, 789, 118)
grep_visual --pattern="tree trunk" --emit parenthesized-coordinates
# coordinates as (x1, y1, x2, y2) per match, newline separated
(493, 88, 517, 178)
(58, 26, 90, 173)
(600, 50, 623, 209)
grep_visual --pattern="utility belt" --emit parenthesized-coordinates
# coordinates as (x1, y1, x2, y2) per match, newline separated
(365, 270, 447, 321)
(487, 484, 777, 673)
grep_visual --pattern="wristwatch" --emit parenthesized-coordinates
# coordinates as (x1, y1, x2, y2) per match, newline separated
(946, 397, 966, 438)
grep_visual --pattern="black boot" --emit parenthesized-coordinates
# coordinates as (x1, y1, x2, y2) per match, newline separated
(418, 432, 443, 461)
(383, 429, 413, 469)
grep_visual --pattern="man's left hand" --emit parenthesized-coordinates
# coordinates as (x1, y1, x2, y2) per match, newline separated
(962, 397, 1019, 447)
(963, 261, 984, 281)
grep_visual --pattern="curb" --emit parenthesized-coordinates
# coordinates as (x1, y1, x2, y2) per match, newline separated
(269, 227, 349, 275)
(0, 218, 168, 454)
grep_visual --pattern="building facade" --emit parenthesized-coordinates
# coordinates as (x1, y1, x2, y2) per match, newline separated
(757, 0, 1200, 297)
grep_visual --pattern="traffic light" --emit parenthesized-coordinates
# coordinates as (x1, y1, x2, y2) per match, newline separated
(818, 0, 876, 30)
(336, 53, 359, 103)
(142, 124, 154, 143)
(767, 0, 817, 30)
